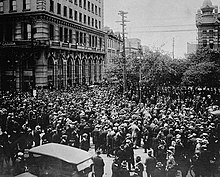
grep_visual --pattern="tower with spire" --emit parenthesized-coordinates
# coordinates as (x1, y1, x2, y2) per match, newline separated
(196, 0, 220, 49)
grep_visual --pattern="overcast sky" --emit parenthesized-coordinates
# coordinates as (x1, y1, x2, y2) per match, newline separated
(104, 0, 220, 58)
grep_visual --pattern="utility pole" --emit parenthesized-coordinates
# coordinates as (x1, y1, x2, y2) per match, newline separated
(117, 10, 129, 94)
(138, 47, 143, 103)
(172, 37, 175, 59)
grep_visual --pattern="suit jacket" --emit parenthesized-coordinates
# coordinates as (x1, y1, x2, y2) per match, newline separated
(93, 155, 105, 175)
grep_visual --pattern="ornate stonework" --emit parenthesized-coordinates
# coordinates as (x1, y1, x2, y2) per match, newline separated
(37, 0, 46, 11)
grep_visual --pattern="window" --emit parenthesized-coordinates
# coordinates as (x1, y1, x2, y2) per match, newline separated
(21, 23, 31, 40)
(79, 0, 82, 7)
(74, 0, 77, 5)
(0, 1, 3, 12)
(89, 35, 91, 47)
(74, 10, 78, 21)
(49, 24, 54, 40)
(92, 18, 94, 27)
(23, 0, 30, 10)
(76, 31, 79, 44)
(64, 6, 67, 17)
(88, 16, 90, 25)
(5, 24, 13, 41)
(69, 29, 72, 43)
(92, 35, 94, 47)
(99, 37, 102, 48)
(99, 7, 101, 16)
(95, 36, 97, 47)
(64, 28, 68, 42)
(95, 5, 97, 15)
(209, 30, 214, 38)
(80, 32, 83, 43)
(84, 14, 86, 24)
(57, 3, 61, 14)
(69, 8, 73, 19)
(84, 0, 86, 9)
(84, 33, 86, 45)
(91, 3, 94, 13)
(50, 0, 54, 12)
(99, 21, 101, 29)
(59, 27, 63, 41)
(79, 13, 82, 22)
(95, 19, 97, 28)
(210, 41, 214, 49)
(88, 1, 90, 11)
(10, 0, 17, 11)
(203, 40, 207, 47)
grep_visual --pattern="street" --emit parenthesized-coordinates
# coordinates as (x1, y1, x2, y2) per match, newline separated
(88, 146, 187, 177)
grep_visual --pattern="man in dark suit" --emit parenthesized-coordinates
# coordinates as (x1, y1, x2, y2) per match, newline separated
(145, 149, 156, 177)
(93, 149, 105, 177)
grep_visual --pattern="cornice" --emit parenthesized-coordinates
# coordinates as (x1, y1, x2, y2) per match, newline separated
(0, 11, 105, 37)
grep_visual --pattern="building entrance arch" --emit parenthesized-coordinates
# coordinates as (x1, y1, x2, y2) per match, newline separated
(58, 58, 63, 89)
(67, 58, 73, 87)
(82, 59, 86, 84)
(88, 59, 92, 84)
(75, 57, 80, 85)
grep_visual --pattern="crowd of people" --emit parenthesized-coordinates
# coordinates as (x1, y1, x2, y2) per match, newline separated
(0, 83, 220, 177)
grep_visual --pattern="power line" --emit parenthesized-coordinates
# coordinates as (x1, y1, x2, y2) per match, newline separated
(128, 29, 197, 33)
(144, 16, 194, 21)
(131, 24, 195, 28)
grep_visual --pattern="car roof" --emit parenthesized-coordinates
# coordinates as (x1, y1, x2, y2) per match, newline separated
(29, 143, 92, 165)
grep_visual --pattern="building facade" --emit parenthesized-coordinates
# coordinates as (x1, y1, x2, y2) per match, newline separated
(0, 0, 105, 91)
(186, 42, 198, 57)
(103, 27, 122, 72)
(125, 38, 141, 57)
(196, 0, 220, 50)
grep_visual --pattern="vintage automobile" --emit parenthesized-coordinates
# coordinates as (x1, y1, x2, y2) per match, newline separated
(16, 143, 93, 177)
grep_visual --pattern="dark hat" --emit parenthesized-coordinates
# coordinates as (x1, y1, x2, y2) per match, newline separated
(136, 156, 141, 162)
(96, 149, 101, 155)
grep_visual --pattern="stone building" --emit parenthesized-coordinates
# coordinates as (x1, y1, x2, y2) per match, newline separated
(125, 38, 141, 57)
(103, 27, 122, 76)
(0, 0, 105, 91)
(196, 0, 220, 50)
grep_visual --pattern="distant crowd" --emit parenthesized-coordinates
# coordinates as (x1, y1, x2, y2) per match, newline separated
(0, 84, 220, 177)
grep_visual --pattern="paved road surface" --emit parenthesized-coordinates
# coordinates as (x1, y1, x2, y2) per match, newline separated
(89, 147, 188, 177)
(1, 146, 190, 177)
